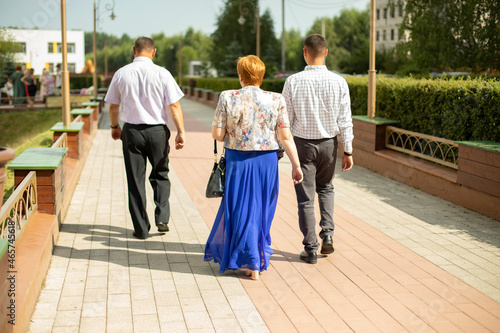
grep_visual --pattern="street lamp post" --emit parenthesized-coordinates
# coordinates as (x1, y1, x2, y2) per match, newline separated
(238, 0, 260, 58)
(93, 0, 116, 98)
(367, 0, 377, 118)
(60, 0, 70, 127)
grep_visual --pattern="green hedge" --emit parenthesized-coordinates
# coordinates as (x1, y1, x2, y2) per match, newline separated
(69, 75, 102, 90)
(191, 76, 500, 142)
(347, 77, 500, 142)
(195, 78, 285, 93)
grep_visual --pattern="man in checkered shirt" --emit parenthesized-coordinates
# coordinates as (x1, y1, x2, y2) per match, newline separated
(282, 34, 354, 264)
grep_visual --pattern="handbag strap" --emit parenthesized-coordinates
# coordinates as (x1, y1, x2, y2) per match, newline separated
(213, 140, 225, 162)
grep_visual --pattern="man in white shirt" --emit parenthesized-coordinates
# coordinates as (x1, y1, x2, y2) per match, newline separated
(105, 37, 186, 239)
(282, 34, 354, 264)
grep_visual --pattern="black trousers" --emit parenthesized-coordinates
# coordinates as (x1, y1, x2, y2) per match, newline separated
(294, 136, 338, 253)
(122, 123, 171, 238)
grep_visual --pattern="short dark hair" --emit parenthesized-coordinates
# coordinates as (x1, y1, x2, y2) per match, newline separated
(134, 37, 155, 53)
(15, 65, 22, 71)
(304, 34, 327, 58)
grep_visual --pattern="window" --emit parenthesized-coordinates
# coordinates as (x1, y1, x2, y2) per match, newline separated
(377, 9, 380, 20)
(48, 63, 54, 73)
(383, 30, 386, 41)
(376, 31, 380, 41)
(16, 42, 26, 53)
(390, 7, 395, 18)
(391, 29, 395, 40)
(68, 63, 76, 73)
(48, 42, 75, 53)
(384, 8, 387, 19)
(399, 4, 403, 17)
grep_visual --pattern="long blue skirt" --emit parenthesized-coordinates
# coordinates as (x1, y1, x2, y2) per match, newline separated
(204, 149, 279, 273)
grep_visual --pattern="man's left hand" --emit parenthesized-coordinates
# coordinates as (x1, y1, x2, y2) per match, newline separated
(175, 133, 185, 150)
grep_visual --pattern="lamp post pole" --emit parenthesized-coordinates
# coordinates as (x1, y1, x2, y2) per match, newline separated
(93, 1, 97, 98)
(238, 0, 260, 58)
(281, 0, 285, 71)
(178, 39, 182, 87)
(367, 0, 377, 119)
(93, 0, 116, 98)
(60, 0, 70, 127)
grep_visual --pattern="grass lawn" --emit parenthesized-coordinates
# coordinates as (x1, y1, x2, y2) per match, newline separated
(1, 108, 62, 202)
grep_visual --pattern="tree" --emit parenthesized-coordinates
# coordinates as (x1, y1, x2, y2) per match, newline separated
(399, 0, 500, 72)
(0, 29, 20, 85)
(285, 29, 306, 71)
(308, 9, 370, 74)
(210, 0, 279, 77)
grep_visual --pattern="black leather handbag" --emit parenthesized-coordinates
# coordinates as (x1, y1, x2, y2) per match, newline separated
(206, 140, 225, 198)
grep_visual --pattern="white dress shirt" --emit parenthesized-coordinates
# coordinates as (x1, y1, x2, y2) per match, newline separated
(105, 57, 184, 125)
(282, 65, 354, 152)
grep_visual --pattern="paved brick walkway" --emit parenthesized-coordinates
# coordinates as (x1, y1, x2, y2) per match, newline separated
(28, 99, 500, 332)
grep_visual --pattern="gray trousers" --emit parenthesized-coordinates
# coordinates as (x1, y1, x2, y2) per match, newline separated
(293, 136, 338, 253)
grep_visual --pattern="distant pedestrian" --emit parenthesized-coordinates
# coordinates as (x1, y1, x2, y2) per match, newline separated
(55, 64, 61, 95)
(21, 68, 37, 107)
(11, 65, 26, 105)
(204, 55, 303, 280)
(105, 37, 186, 239)
(282, 34, 354, 264)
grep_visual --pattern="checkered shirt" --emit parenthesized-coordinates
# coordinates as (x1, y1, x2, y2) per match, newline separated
(282, 65, 354, 152)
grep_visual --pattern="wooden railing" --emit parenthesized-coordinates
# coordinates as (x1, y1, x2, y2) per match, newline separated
(0, 171, 37, 241)
(52, 132, 68, 148)
(386, 126, 459, 169)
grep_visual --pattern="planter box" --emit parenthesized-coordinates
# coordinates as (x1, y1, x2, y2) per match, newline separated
(8, 148, 68, 215)
(51, 122, 85, 159)
(457, 141, 500, 198)
(352, 115, 399, 152)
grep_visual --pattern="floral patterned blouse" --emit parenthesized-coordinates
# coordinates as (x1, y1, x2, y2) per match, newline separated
(212, 86, 290, 151)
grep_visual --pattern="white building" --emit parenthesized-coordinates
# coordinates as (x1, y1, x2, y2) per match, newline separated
(5, 29, 85, 75)
(375, 0, 409, 51)
(188, 60, 218, 78)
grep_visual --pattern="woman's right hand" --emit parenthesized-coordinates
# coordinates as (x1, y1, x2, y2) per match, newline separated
(292, 166, 303, 184)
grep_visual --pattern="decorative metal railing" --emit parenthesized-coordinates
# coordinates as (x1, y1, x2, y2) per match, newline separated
(386, 126, 459, 169)
(0, 171, 37, 241)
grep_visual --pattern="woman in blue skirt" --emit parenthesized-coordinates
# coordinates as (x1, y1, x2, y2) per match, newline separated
(204, 55, 303, 280)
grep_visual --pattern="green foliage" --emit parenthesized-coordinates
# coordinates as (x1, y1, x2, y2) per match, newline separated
(399, 0, 500, 72)
(284, 29, 306, 72)
(307, 8, 370, 75)
(210, 1, 279, 78)
(0, 29, 21, 85)
(69, 75, 102, 90)
(84, 28, 213, 78)
(346, 76, 500, 142)
(193, 76, 500, 142)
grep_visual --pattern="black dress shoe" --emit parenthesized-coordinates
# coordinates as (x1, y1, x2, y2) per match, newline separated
(300, 251, 317, 264)
(157, 222, 169, 232)
(320, 235, 334, 254)
(132, 232, 147, 239)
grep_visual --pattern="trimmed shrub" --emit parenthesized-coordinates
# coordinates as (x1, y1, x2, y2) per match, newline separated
(69, 75, 102, 90)
(347, 77, 500, 142)
(192, 76, 500, 142)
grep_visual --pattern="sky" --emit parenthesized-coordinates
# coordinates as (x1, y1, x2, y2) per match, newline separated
(1, 0, 369, 38)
